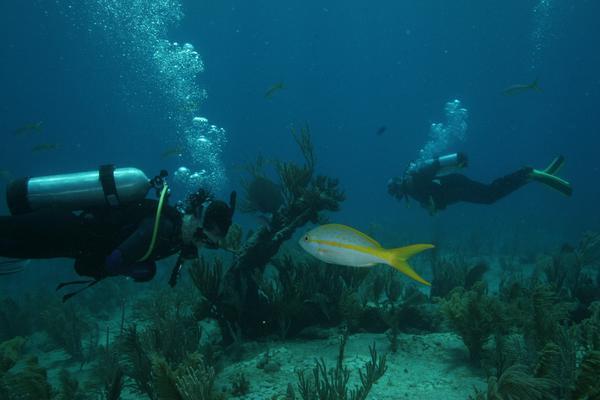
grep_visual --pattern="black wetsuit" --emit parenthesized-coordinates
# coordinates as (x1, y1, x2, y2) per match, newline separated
(399, 162, 531, 212)
(0, 200, 197, 281)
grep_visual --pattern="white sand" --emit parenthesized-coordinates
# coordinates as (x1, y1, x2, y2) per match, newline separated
(216, 332, 485, 400)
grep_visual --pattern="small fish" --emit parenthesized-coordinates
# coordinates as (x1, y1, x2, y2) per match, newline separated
(502, 78, 541, 96)
(14, 121, 43, 135)
(375, 126, 387, 136)
(161, 147, 184, 159)
(264, 82, 284, 98)
(32, 143, 58, 152)
(299, 224, 434, 286)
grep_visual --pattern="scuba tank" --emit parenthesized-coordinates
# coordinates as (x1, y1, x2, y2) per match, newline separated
(410, 152, 468, 175)
(6, 164, 152, 215)
(435, 153, 468, 170)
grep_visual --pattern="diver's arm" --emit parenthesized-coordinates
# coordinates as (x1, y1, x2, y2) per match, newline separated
(105, 217, 173, 281)
(114, 217, 156, 265)
(387, 161, 442, 201)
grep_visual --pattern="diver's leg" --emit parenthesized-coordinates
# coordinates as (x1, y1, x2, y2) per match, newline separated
(439, 169, 530, 205)
(0, 210, 86, 258)
(486, 168, 532, 202)
(438, 174, 498, 205)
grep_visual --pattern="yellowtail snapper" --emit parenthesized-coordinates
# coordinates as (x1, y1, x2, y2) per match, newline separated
(299, 223, 434, 286)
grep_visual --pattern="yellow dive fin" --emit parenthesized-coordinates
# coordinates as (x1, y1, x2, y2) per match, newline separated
(383, 244, 434, 286)
(544, 155, 565, 175)
(530, 170, 572, 196)
(530, 155, 572, 197)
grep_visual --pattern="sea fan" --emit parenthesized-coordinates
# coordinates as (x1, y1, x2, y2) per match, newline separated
(572, 350, 600, 400)
(486, 364, 557, 400)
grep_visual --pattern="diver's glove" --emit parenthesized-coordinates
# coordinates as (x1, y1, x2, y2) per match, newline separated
(105, 249, 125, 276)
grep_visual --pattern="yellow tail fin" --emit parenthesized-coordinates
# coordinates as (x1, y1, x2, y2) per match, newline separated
(384, 244, 434, 286)
(530, 78, 542, 92)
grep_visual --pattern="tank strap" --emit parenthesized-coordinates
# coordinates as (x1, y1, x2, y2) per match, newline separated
(138, 184, 169, 262)
(6, 177, 32, 215)
(99, 164, 120, 207)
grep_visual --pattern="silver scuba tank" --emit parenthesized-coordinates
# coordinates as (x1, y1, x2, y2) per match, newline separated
(414, 153, 467, 175)
(437, 153, 465, 169)
(7, 165, 152, 215)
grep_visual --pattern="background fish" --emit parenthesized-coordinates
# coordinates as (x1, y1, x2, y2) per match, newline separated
(32, 143, 59, 152)
(14, 121, 43, 135)
(375, 126, 387, 136)
(502, 78, 541, 96)
(264, 81, 284, 98)
(299, 223, 434, 285)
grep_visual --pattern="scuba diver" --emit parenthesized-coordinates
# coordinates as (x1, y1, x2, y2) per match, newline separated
(387, 153, 572, 215)
(0, 165, 236, 300)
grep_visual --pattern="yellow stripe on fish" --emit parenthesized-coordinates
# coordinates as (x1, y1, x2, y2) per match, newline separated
(299, 224, 434, 286)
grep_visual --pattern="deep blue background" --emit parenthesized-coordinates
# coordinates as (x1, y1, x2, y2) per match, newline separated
(1, 0, 599, 253)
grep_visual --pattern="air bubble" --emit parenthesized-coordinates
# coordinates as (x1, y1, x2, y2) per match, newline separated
(87, 0, 226, 193)
(414, 100, 469, 167)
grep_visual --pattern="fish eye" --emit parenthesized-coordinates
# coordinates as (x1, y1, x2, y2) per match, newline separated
(304, 236, 309, 241)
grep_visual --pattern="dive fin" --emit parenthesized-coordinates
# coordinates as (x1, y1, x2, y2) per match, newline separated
(384, 244, 434, 286)
(0, 265, 24, 276)
(0, 259, 25, 276)
(530, 169, 573, 196)
(544, 155, 565, 175)
(0, 258, 23, 265)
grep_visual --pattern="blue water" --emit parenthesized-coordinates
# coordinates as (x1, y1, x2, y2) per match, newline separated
(1, 0, 599, 250)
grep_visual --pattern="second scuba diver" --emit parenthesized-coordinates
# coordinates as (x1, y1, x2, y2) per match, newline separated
(387, 153, 572, 215)
(0, 165, 236, 299)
